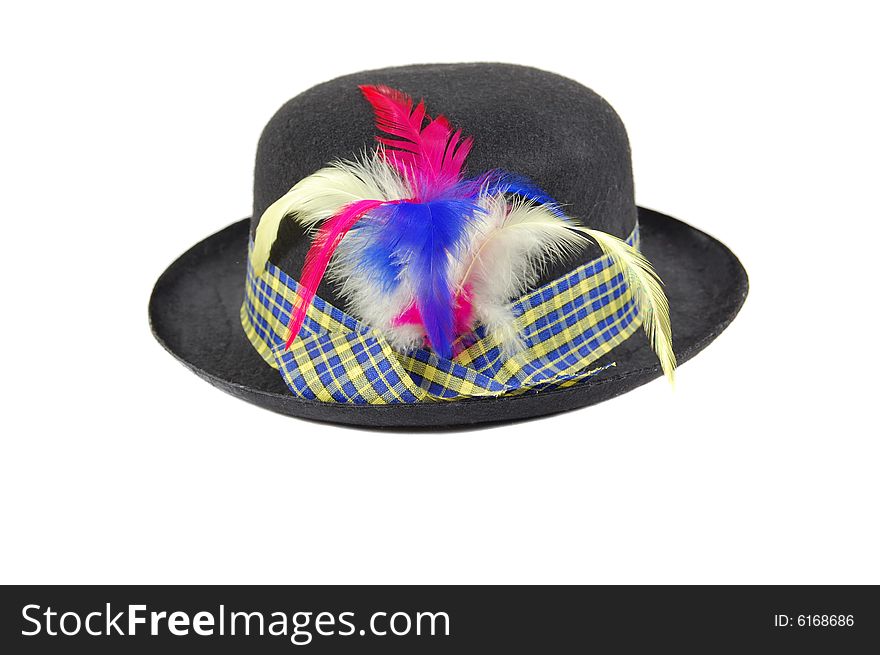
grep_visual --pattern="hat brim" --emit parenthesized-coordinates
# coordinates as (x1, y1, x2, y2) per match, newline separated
(149, 208, 747, 428)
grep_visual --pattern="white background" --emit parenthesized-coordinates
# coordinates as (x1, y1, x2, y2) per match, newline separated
(2, 1, 877, 584)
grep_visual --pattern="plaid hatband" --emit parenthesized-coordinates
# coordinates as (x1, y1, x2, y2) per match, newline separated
(241, 226, 642, 404)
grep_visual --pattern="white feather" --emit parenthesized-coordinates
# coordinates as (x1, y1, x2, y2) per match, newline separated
(459, 196, 590, 353)
(474, 302, 523, 354)
(325, 236, 423, 351)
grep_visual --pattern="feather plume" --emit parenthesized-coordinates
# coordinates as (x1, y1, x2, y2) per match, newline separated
(579, 228, 676, 384)
(251, 152, 410, 277)
(285, 199, 387, 348)
(359, 85, 472, 199)
(460, 196, 590, 351)
(254, 85, 673, 373)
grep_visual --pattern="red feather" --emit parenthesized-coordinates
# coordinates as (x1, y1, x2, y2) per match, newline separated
(359, 84, 473, 200)
(285, 199, 387, 348)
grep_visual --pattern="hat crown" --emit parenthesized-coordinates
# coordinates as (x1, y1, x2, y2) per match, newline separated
(252, 63, 636, 297)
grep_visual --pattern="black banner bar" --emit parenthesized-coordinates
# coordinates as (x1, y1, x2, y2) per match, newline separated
(2, 585, 877, 653)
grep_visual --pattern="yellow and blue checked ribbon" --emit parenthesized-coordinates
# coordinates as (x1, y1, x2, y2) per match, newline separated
(241, 226, 642, 404)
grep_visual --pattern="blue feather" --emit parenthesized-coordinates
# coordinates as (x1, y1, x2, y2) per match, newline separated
(371, 198, 480, 357)
(475, 170, 566, 217)
(349, 225, 403, 292)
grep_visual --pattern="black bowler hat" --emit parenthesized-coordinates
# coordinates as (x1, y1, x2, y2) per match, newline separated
(149, 63, 748, 428)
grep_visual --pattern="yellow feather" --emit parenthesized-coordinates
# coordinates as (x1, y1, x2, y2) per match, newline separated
(252, 191, 296, 278)
(251, 151, 411, 277)
(580, 227, 676, 385)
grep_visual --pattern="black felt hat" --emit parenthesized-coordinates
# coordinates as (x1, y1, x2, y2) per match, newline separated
(149, 63, 747, 428)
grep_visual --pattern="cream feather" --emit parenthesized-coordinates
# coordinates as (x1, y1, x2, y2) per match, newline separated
(250, 150, 410, 276)
(326, 234, 424, 352)
(579, 227, 676, 384)
(460, 196, 591, 353)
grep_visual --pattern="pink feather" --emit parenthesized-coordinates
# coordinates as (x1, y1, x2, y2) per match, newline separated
(391, 284, 475, 354)
(359, 85, 473, 199)
(391, 302, 422, 329)
(454, 285, 474, 334)
(286, 199, 387, 348)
